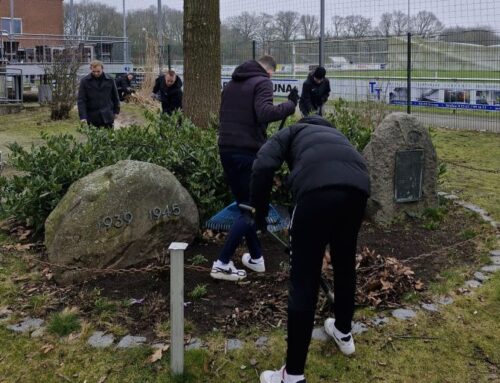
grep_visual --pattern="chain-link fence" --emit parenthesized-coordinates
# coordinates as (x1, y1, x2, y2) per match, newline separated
(227, 0, 500, 132)
(146, 0, 499, 132)
(5, 0, 500, 131)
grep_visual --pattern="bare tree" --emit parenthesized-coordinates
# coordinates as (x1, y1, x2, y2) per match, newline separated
(183, 0, 221, 127)
(225, 12, 260, 41)
(126, 7, 158, 63)
(299, 14, 319, 40)
(44, 49, 81, 120)
(344, 15, 372, 38)
(391, 11, 409, 36)
(411, 11, 444, 37)
(378, 13, 393, 37)
(254, 13, 276, 45)
(332, 16, 346, 37)
(274, 11, 300, 41)
(64, 1, 121, 37)
(164, 7, 184, 44)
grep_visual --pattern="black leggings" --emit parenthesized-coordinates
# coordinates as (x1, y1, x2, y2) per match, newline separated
(286, 187, 367, 375)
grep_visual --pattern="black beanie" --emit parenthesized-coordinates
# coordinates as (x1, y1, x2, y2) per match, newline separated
(313, 66, 326, 79)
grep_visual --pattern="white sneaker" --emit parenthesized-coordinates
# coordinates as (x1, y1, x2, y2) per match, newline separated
(260, 366, 284, 383)
(210, 260, 246, 281)
(324, 318, 355, 355)
(242, 253, 266, 273)
(260, 366, 306, 383)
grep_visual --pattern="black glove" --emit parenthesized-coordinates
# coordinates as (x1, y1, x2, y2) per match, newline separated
(239, 203, 267, 232)
(288, 87, 299, 106)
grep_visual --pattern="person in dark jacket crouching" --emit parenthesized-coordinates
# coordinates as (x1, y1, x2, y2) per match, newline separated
(78, 60, 120, 129)
(116, 73, 135, 101)
(210, 55, 298, 282)
(152, 69, 183, 115)
(299, 66, 331, 116)
(250, 115, 370, 383)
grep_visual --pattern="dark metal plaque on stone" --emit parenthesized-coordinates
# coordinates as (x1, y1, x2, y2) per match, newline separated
(394, 150, 424, 203)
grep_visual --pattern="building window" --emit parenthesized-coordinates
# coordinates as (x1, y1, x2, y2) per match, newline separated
(1, 18, 23, 34)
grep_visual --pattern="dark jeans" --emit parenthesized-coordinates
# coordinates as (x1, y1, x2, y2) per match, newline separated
(286, 187, 367, 375)
(218, 150, 261, 263)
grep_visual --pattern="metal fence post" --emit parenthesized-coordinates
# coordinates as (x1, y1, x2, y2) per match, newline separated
(319, 0, 325, 67)
(167, 44, 171, 70)
(407, 32, 412, 114)
(157, 0, 163, 72)
(169, 242, 188, 376)
(252, 40, 256, 60)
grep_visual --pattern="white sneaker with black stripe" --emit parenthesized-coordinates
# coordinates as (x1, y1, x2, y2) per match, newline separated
(210, 260, 247, 281)
(241, 253, 265, 273)
(324, 318, 355, 355)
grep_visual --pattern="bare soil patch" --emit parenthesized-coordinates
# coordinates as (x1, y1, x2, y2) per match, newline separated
(1, 202, 491, 340)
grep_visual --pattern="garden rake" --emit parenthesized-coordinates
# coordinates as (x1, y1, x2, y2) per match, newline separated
(204, 201, 289, 232)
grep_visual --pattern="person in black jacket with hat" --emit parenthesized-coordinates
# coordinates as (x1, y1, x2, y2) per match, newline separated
(250, 115, 370, 383)
(78, 60, 120, 129)
(299, 66, 331, 117)
(210, 55, 298, 282)
(152, 69, 183, 115)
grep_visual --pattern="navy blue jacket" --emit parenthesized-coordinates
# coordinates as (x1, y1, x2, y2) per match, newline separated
(218, 60, 296, 153)
(250, 115, 370, 217)
(77, 73, 120, 126)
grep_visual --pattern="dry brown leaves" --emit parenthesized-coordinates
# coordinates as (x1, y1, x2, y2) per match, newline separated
(201, 229, 227, 243)
(354, 247, 424, 308)
(223, 276, 289, 331)
(147, 344, 169, 364)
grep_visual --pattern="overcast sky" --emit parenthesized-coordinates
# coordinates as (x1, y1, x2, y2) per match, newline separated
(64, 0, 500, 30)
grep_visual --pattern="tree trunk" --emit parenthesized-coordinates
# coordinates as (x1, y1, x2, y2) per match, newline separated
(183, 0, 220, 128)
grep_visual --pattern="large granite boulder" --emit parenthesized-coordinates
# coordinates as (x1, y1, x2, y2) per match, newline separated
(45, 160, 199, 284)
(363, 113, 438, 224)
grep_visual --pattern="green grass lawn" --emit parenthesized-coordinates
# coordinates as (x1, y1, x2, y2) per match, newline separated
(0, 103, 146, 177)
(0, 106, 499, 382)
(432, 128, 500, 221)
(0, 105, 81, 157)
(0, 244, 498, 382)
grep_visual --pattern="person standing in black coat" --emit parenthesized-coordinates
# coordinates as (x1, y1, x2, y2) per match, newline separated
(77, 60, 120, 129)
(250, 115, 370, 383)
(152, 69, 183, 115)
(210, 55, 298, 282)
(299, 66, 331, 116)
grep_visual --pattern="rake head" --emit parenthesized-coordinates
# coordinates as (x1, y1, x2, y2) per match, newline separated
(204, 202, 289, 233)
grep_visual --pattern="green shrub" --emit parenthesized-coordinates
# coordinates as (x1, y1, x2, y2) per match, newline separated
(0, 105, 378, 236)
(0, 111, 231, 234)
(324, 98, 377, 151)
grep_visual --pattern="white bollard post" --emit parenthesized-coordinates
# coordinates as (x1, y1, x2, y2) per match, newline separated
(168, 242, 188, 376)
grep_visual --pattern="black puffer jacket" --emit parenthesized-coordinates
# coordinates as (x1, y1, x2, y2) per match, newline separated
(153, 75, 183, 114)
(250, 115, 370, 216)
(299, 73, 331, 116)
(218, 60, 296, 153)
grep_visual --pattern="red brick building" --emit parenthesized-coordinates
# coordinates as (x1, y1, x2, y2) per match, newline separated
(0, 0, 63, 61)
